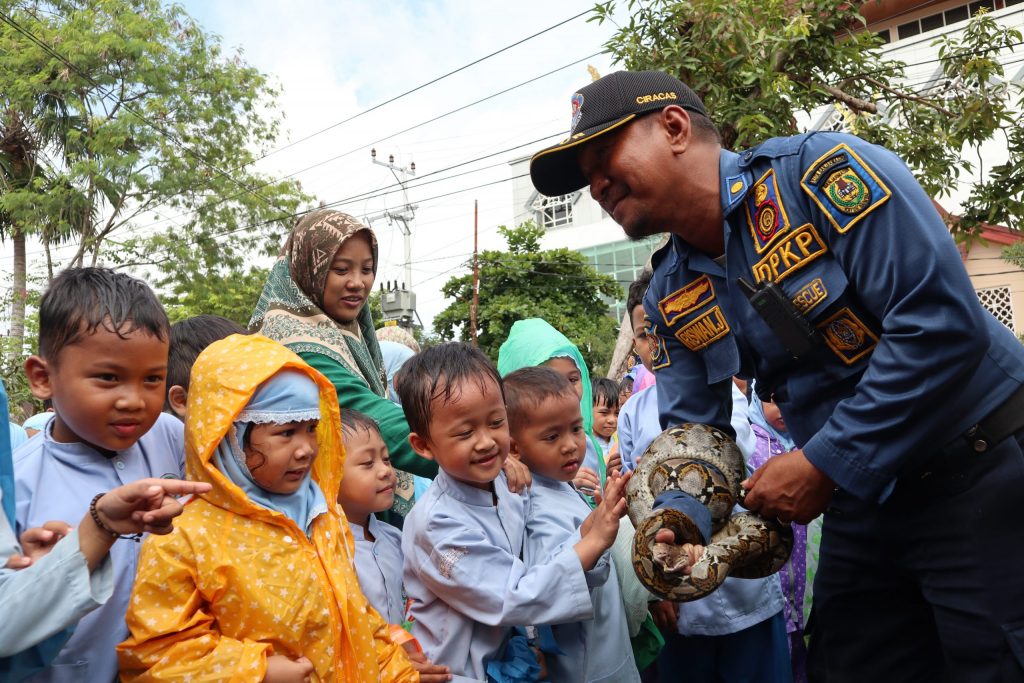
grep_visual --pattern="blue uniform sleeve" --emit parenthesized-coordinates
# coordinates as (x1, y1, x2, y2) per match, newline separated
(795, 135, 991, 501)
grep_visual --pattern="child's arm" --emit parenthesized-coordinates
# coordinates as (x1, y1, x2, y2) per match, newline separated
(408, 513, 595, 628)
(575, 470, 631, 570)
(117, 530, 273, 682)
(365, 598, 431, 682)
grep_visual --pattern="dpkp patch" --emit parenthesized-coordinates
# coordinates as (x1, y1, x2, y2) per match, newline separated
(817, 307, 878, 364)
(801, 144, 891, 234)
(744, 169, 791, 253)
(658, 275, 715, 327)
(752, 224, 828, 284)
(675, 305, 731, 352)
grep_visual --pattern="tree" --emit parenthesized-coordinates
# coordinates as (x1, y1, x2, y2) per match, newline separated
(593, 0, 1024, 236)
(433, 221, 622, 373)
(0, 0, 308, 349)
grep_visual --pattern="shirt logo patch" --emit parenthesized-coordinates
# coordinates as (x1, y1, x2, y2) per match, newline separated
(658, 275, 715, 327)
(752, 223, 828, 284)
(801, 143, 892, 234)
(437, 546, 468, 579)
(744, 169, 791, 253)
(791, 278, 828, 315)
(675, 305, 731, 352)
(646, 320, 671, 370)
(818, 307, 878, 364)
(570, 93, 584, 132)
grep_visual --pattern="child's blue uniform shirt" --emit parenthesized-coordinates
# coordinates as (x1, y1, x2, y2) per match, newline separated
(13, 413, 184, 683)
(352, 513, 406, 625)
(643, 131, 1024, 503)
(402, 470, 594, 682)
(525, 473, 640, 683)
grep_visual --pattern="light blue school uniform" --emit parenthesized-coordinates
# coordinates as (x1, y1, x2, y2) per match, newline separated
(402, 470, 595, 682)
(13, 413, 184, 683)
(616, 383, 784, 636)
(351, 513, 406, 625)
(525, 473, 641, 683)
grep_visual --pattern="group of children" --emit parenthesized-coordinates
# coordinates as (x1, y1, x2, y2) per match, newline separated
(1, 262, 815, 683)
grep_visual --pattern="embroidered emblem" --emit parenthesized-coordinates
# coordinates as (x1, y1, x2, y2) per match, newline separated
(675, 305, 731, 352)
(647, 320, 671, 370)
(570, 93, 585, 132)
(817, 307, 878, 364)
(791, 278, 828, 315)
(801, 144, 892, 234)
(658, 275, 715, 327)
(752, 223, 828, 284)
(726, 174, 747, 200)
(437, 546, 469, 579)
(730, 180, 743, 194)
(744, 169, 791, 253)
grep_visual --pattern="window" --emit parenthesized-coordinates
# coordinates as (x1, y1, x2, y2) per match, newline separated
(976, 286, 1015, 333)
(876, 29, 891, 44)
(580, 237, 663, 320)
(897, 21, 921, 39)
(969, 0, 995, 14)
(920, 12, 945, 32)
(1006, 0, 1024, 7)
(530, 192, 579, 229)
(944, 5, 969, 23)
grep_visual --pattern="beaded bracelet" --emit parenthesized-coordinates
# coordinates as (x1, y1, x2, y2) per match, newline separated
(89, 493, 143, 543)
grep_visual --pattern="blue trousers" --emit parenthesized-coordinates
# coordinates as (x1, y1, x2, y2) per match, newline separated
(657, 611, 792, 683)
(810, 430, 1024, 683)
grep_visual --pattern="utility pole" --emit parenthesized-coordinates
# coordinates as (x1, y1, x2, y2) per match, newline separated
(367, 149, 418, 329)
(470, 200, 479, 346)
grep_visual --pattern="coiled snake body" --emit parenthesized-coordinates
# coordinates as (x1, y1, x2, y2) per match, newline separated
(626, 424, 793, 602)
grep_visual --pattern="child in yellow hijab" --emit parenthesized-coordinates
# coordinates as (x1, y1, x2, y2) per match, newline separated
(118, 334, 417, 682)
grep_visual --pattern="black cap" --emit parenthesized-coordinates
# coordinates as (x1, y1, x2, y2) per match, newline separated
(529, 70, 707, 197)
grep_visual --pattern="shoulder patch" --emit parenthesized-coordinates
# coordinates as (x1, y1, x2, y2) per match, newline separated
(752, 223, 827, 284)
(675, 305, 731, 352)
(744, 169, 791, 253)
(658, 275, 715, 327)
(817, 307, 878, 364)
(801, 143, 891, 234)
(646, 319, 672, 370)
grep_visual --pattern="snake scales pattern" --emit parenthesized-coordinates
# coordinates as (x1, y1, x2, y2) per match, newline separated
(626, 423, 793, 602)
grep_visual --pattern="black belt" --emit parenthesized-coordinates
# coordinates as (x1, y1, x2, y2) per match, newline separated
(960, 383, 1024, 453)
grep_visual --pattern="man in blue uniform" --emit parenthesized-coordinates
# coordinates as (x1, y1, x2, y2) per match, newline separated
(529, 70, 1024, 682)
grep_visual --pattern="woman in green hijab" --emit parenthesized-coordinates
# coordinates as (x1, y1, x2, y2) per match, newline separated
(497, 318, 606, 494)
(250, 209, 436, 517)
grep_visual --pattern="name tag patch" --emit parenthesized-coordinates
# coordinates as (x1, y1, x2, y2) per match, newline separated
(658, 275, 715, 327)
(675, 305, 731, 351)
(818, 307, 878, 364)
(792, 278, 828, 315)
(744, 169, 791, 253)
(801, 144, 892, 234)
(752, 224, 827, 284)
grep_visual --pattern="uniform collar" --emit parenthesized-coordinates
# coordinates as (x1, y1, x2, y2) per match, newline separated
(720, 148, 751, 220)
(436, 468, 503, 507)
(532, 472, 572, 491)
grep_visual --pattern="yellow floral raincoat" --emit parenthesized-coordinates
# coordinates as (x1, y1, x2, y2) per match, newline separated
(118, 334, 417, 682)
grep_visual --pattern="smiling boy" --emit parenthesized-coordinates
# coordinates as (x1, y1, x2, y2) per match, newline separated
(396, 343, 628, 682)
(14, 267, 184, 682)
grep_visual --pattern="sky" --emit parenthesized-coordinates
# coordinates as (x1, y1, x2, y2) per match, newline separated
(175, 0, 627, 328)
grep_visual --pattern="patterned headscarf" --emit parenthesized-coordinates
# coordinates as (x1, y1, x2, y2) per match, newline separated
(250, 210, 387, 397)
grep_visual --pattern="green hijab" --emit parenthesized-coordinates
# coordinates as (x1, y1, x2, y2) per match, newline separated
(250, 209, 387, 397)
(497, 318, 604, 467)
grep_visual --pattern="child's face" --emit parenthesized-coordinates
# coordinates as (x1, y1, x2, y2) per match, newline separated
(592, 398, 619, 439)
(338, 426, 396, 523)
(630, 305, 655, 373)
(244, 420, 319, 494)
(27, 323, 168, 453)
(511, 392, 586, 483)
(543, 357, 583, 400)
(618, 380, 634, 405)
(761, 399, 787, 433)
(410, 376, 510, 490)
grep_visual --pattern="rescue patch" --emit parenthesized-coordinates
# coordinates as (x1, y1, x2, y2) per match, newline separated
(817, 307, 878, 364)
(801, 144, 892, 234)
(744, 169, 791, 253)
(791, 278, 828, 315)
(752, 224, 828, 284)
(658, 275, 715, 327)
(675, 305, 731, 352)
(647, 320, 672, 370)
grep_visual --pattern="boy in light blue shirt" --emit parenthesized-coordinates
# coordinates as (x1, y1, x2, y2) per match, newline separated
(506, 366, 641, 683)
(397, 342, 629, 682)
(13, 267, 186, 683)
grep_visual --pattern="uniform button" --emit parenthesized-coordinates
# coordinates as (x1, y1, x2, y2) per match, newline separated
(973, 439, 988, 452)
(743, 151, 752, 160)
(115, 461, 125, 470)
